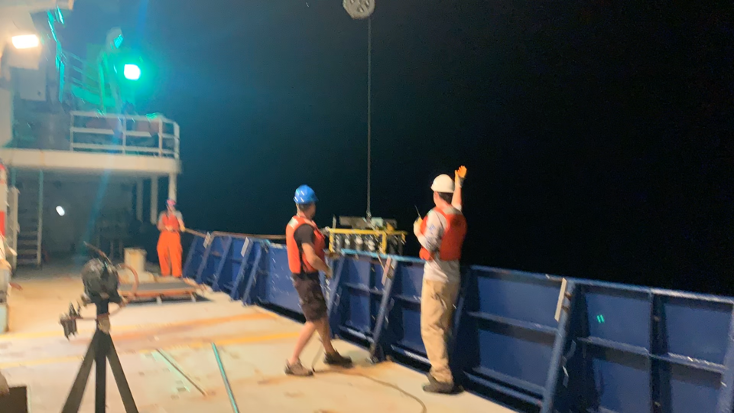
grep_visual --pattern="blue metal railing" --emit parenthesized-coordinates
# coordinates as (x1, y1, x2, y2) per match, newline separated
(182, 232, 734, 413)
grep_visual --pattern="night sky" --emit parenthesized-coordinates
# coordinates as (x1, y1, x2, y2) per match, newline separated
(65, 0, 732, 295)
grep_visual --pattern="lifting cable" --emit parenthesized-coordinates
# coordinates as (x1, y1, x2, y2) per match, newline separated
(366, 17, 372, 219)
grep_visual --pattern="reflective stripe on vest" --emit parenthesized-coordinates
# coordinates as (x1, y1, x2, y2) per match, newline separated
(286, 215, 326, 274)
(419, 208, 467, 261)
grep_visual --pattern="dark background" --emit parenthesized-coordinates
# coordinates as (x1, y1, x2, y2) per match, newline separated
(65, 0, 732, 295)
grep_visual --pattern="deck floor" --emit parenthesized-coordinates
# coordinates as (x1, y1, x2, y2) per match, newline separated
(1, 266, 514, 413)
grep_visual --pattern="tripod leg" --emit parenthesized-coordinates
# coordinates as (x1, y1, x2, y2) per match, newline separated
(107, 338, 138, 413)
(95, 333, 109, 413)
(62, 331, 100, 413)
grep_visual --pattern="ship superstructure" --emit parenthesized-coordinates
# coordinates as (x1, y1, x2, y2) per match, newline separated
(0, 1, 180, 269)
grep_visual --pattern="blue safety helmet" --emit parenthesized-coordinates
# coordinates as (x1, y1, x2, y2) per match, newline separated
(294, 185, 318, 204)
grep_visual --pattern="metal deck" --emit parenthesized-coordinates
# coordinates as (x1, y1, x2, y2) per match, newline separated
(0, 268, 513, 413)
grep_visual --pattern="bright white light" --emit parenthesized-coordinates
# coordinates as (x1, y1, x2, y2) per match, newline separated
(123, 64, 141, 80)
(56, 206, 65, 216)
(11, 35, 40, 49)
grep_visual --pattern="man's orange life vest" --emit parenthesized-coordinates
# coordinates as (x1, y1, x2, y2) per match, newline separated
(286, 215, 326, 274)
(419, 208, 467, 261)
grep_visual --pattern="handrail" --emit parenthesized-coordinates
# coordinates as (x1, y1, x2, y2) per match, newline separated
(184, 229, 285, 240)
(69, 112, 180, 159)
(69, 111, 177, 124)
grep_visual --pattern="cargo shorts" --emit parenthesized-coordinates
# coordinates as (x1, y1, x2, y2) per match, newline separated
(292, 272, 328, 321)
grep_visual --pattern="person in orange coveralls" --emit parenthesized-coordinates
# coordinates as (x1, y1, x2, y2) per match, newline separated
(157, 199, 185, 277)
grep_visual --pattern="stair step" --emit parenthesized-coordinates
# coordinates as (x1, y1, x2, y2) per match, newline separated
(18, 240, 38, 246)
(16, 260, 39, 266)
(17, 249, 38, 255)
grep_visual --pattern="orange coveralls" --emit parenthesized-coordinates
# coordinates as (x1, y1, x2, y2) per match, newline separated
(157, 212, 182, 277)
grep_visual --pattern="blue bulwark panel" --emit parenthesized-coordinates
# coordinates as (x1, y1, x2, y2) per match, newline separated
(196, 235, 230, 286)
(658, 294, 731, 413)
(382, 255, 429, 363)
(182, 233, 206, 279)
(562, 282, 734, 413)
(231, 239, 260, 301)
(452, 266, 570, 410)
(256, 244, 307, 315)
(717, 313, 734, 413)
(327, 252, 390, 355)
(241, 241, 266, 304)
(211, 236, 246, 293)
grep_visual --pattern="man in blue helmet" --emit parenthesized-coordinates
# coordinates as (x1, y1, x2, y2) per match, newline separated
(284, 185, 352, 376)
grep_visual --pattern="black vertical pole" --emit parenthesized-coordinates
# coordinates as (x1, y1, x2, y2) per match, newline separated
(95, 333, 108, 413)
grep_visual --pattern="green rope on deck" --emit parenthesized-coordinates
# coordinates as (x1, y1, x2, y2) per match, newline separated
(212, 343, 239, 413)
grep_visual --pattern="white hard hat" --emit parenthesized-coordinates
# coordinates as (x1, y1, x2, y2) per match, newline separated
(431, 174, 455, 193)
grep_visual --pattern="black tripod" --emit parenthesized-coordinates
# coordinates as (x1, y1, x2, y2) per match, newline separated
(62, 302, 138, 413)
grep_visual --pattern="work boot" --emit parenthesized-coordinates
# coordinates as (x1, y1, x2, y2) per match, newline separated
(284, 361, 313, 377)
(422, 374, 455, 394)
(324, 351, 352, 367)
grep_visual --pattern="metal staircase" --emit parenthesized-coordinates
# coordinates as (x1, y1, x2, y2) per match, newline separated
(15, 175, 43, 267)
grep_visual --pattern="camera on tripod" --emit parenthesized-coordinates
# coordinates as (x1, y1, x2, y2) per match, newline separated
(59, 244, 124, 338)
(58, 243, 137, 413)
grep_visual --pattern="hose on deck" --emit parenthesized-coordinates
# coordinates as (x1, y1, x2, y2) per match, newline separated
(309, 344, 427, 413)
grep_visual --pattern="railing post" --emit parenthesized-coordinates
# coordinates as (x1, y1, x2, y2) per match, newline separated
(541, 279, 575, 412)
(168, 173, 177, 202)
(158, 118, 163, 157)
(150, 177, 158, 225)
(174, 122, 181, 160)
(136, 179, 144, 222)
(36, 170, 43, 267)
(121, 115, 126, 155)
(69, 113, 74, 151)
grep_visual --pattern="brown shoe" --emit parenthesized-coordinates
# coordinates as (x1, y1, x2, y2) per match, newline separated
(423, 374, 456, 394)
(324, 351, 353, 367)
(284, 361, 313, 376)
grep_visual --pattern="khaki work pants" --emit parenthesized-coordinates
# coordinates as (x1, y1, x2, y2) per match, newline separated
(420, 278, 460, 385)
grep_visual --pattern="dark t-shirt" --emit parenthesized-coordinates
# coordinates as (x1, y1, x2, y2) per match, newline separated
(293, 224, 317, 276)
(294, 224, 315, 246)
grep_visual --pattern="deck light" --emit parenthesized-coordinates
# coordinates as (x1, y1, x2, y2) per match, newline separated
(11, 34, 40, 49)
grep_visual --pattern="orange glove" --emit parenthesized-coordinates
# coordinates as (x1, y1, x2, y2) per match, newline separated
(455, 165, 467, 187)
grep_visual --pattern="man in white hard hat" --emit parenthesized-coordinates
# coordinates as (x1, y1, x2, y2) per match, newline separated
(414, 166, 467, 394)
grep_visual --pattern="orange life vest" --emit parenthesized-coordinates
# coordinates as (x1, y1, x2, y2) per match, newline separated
(286, 215, 326, 274)
(160, 212, 181, 232)
(419, 208, 467, 261)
